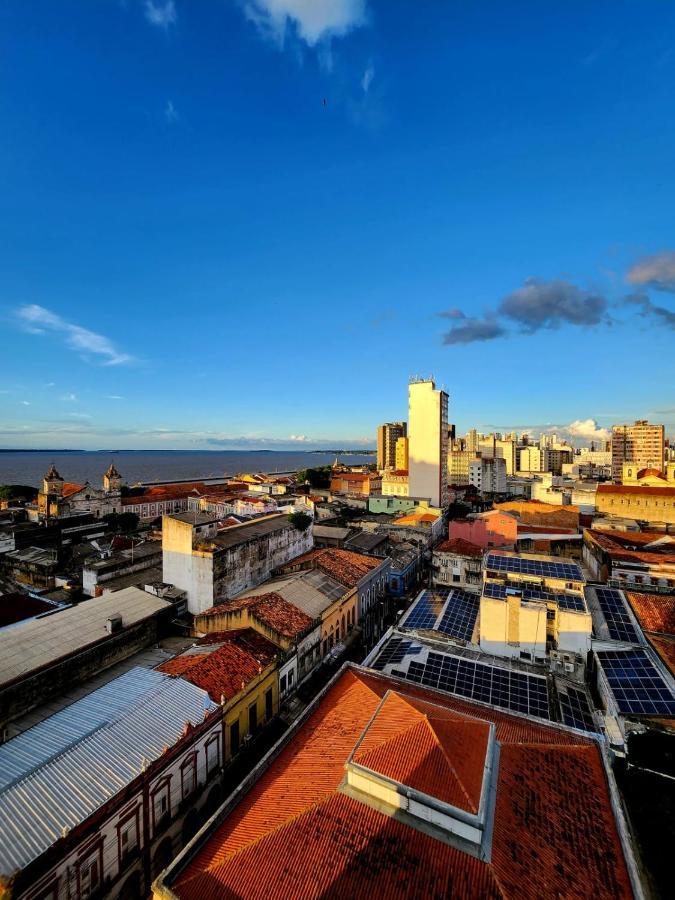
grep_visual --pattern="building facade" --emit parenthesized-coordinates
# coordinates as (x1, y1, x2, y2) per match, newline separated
(37, 463, 122, 520)
(469, 456, 507, 494)
(376, 422, 407, 470)
(611, 420, 665, 482)
(408, 379, 449, 508)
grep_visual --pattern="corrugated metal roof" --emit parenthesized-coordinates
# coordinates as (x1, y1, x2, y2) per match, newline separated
(0, 667, 218, 876)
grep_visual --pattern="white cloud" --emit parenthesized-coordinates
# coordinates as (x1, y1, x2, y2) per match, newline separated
(564, 418, 610, 443)
(242, 0, 367, 47)
(107, 395, 124, 400)
(164, 99, 179, 123)
(16, 305, 134, 366)
(60, 392, 78, 402)
(361, 61, 374, 93)
(289, 434, 311, 442)
(144, 0, 177, 29)
(20, 400, 30, 406)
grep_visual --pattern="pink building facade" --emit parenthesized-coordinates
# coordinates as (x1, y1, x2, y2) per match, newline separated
(448, 510, 517, 549)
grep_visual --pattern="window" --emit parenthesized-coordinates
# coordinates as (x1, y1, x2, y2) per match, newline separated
(80, 850, 101, 898)
(280, 673, 287, 694)
(205, 734, 220, 776)
(248, 702, 258, 735)
(180, 755, 197, 799)
(288, 669, 294, 687)
(265, 687, 274, 721)
(117, 810, 139, 868)
(230, 720, 240, 756)
(152, 781, 171, 833)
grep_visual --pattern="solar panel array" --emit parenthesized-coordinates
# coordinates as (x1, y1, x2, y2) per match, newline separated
(403, 651, 551, 719)
(558, 685, 597, 731)
(402, 589, 479, 641)
(485, 553, 583, 582)
(482, 580, 586, 612)
(596, 649, 675, 716)
(371, 637, 417, 671)
(594, 587, 640, 644)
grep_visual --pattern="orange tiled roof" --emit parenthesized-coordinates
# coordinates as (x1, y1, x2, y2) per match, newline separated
(121, 481, 237, 507)
(637, 468, 667, 479)
(625, 591, 675, 635)
(157, 628, 278, 702)
(171, 667, 633, 900)
(284, 548, 382, 587)
(586, 529, 675, 565)
(198, 592, 314, 640)
(435, 537, 484, 557)
(647, 634, 675, 676)
(396, 512, 438, 525)
(62, 482, 85, 498)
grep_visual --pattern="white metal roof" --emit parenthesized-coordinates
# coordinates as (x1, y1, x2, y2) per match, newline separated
(0, 587, 172, 687)
(0, 666, 218, 875)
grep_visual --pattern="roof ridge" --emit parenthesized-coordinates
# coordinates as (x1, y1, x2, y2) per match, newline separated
(422, 716, 476, 812)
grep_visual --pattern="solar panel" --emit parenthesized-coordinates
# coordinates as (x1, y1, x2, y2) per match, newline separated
(402, 650, 551, 720)
(594, 588, 640, 644)
(483, 580, 586, 612)
(436, 589, 480, 641)
(596, 648, 675, 716)
(402, 591, 448, 631)
(558, 685, 597, 731)
(371, 638, 415, 671)
(485, 553, 583, 582)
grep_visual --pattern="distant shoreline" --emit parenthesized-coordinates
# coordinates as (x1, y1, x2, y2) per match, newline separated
(0, 448, 376, 454)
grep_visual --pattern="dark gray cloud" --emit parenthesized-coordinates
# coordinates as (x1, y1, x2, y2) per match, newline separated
(624, 292, 675, 328)
(627, 251, 675, 293)
(441, 314, 506, 345)
(498, 278, 608, 331)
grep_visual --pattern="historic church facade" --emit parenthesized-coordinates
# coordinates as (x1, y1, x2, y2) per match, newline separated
(37, 463, 123, 519)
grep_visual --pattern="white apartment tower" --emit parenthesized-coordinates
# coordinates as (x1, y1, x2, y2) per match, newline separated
(408, 379, 449, 507)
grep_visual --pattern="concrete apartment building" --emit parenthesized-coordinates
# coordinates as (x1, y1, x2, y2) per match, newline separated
(478, 551, 592, 663)
(469, 456, 507, 494)
(394, 435, 409, 470)
(408, 378, 449, 508)
(611, 420, 665, 482)
(376, 421, 406, 470)
(519, 446, 574, 476)
(0, 667, 223, 900)
(447, 448, 477, 486)
(162, 512, 313, 615)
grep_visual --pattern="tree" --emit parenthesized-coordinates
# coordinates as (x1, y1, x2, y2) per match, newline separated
(296, 466, 333, 488)
(288, 511, 312, 532)
(0, 484, 38, 502)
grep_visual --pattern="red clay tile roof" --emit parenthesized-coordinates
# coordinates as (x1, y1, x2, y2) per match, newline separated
(283, 548, 382, 587)
(197, 592, 314, 640)
(625, 591, 675, 634)
(352, 692, 489, 813)
(637, 468, 667, 479)
(171, 667, 633, 900)
(646, 634, 675, 677)
(121, 482, 237, 506)
(62, 482, 85, 498)
(157, 628, 277, 702)
(435, 537, 484, 557)
(586, 529, 675, 565)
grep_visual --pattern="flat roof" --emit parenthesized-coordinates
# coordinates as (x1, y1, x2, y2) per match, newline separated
(208, 514, 292, 549)
(0, 587, 172, 688)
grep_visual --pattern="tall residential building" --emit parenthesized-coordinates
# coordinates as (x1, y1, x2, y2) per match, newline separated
(376, 421, 407, 470)
(408, 379, 448, 507)
(469, 456, 507, 494)
(395, 435, 409, 470)
(611, 420, 665, 482)
(447, 448, 478, 486)
(465, 428, 479, 452)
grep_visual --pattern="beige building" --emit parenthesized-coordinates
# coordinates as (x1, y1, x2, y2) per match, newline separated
(381, 470, 409, 496)
(447, 448, 478, 486)
(395, 435, 409, 470)
(36, 463, 122, 520)
(611, 420, 665, 482)
(408, 379, 448, 507)
(376, 422, 406, 470)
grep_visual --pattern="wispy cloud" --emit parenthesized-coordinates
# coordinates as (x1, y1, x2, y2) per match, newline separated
(20, 400, 30, 406)
(106, 395, 124, 400)
(60, 392, 78, 402)
(144, 0, 177, 30)
(627, 250, 675, 293)
(16, 305, 134, 366)
(164, 99, 179, 123)
(361, 61, 374, 93)
(624, 292, 675, 328)
(241, 0, 368, 49)
(440, 278, 610, 346)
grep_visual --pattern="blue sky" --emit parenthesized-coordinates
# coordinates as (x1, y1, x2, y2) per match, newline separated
(1, 0, 674, 450)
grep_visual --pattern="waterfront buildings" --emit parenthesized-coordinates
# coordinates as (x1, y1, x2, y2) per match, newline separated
(611, 420, 665, 482)
(376, 421, 406, 470)
(408, 378, 448, 507)
(36, 463, 122, 520)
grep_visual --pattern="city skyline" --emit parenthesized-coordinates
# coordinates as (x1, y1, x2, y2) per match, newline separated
(1, 1, 675, 449)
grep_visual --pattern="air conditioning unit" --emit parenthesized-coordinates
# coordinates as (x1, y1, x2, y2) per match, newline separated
(106, 614, 123, 634)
